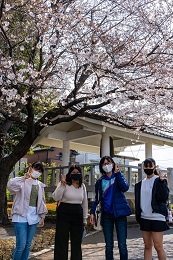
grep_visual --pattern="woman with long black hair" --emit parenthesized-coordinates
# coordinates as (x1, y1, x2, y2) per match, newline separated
(52, 165, 88, 260)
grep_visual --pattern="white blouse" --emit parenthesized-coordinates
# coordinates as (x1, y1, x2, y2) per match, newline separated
(52, 183, 88, 223)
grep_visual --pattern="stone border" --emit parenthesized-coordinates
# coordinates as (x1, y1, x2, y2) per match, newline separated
(29, 230, 100, 259)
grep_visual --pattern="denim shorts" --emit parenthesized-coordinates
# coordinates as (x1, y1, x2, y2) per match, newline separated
(140, 218, 170, 232)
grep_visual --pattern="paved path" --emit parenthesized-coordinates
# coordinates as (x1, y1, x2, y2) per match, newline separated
(29, 225, 173, 260)
(1, 217, 173, 259)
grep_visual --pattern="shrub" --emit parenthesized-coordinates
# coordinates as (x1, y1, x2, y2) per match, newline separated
(7, 202, 13, 208)
(0, 229, 56, 259)
(0, 239, 15, 260)
(31, 229, 56, 252)
(46, 202, 57, 215)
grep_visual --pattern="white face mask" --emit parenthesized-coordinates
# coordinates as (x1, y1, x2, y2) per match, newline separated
(102, 164, 113, 173)
(31, 170, 41, 179)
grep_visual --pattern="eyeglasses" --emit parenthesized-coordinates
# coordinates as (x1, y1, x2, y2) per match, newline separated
(71, 172, 80, 174)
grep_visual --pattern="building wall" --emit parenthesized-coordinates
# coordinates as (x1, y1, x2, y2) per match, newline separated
(24, 147, 76, 166)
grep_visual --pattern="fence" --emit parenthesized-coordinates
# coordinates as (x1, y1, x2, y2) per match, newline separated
(43, 163, 142, 200)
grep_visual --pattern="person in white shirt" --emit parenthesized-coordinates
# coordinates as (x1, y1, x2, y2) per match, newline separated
(52, 165, 88, 260)
(135, 158, 169, 260)
(7, 162, 48, 260)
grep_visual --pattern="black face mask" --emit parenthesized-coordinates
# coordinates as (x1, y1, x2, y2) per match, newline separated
(71, 173, 82, 181)
(144, 169, 154, 176)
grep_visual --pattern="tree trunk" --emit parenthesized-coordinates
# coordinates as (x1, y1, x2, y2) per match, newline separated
(0, 164, 11, 225)
(0, 129, 41, 225)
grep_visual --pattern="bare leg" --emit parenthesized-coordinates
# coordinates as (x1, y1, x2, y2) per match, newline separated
(142, 231, 153, 260)
(152, 232, 166, 260)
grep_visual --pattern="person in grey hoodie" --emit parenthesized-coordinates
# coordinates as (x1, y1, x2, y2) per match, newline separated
(7, 162, 48, 260)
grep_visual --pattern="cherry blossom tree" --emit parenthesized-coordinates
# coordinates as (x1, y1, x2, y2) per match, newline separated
(1, 0, 173, 223)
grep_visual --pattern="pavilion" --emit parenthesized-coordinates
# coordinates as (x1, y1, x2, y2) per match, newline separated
(33, 112, 173, 200)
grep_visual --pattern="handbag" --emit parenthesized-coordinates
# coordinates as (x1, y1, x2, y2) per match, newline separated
(82, 227, 87, 240)
(94, 204, 102, 231)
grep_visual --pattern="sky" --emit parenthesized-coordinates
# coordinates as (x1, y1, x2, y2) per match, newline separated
(119, 144, 173, 170)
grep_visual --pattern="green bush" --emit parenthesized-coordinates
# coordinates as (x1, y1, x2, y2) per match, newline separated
(0, 229, 56, 259)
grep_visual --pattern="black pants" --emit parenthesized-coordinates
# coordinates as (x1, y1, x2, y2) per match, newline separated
(54, 202, 83, 260)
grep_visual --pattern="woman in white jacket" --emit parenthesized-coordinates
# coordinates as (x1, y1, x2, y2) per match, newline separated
(7, 162, 48, 260)
(52, 164, 88, 260)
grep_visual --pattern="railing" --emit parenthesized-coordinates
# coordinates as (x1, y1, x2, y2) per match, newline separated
(43, 163, 143, 200)
(43, 163, 173, 204)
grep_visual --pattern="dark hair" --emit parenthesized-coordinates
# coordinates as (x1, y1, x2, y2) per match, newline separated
(31, 162, 44, 173)
(66, 165, 83, 187)
(143, 158, 156, 168)
(99, 156, 115, 175)
(146, 158, 159, 175)
(143, 158, 159, 175)
(147, 158, 156, 166)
